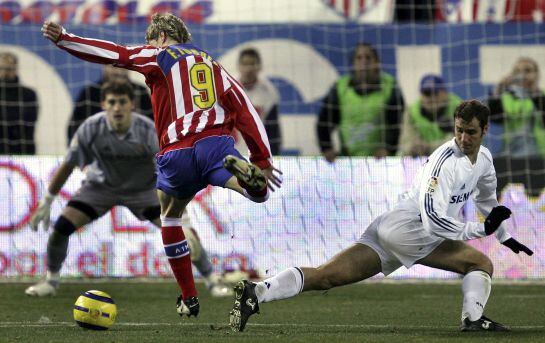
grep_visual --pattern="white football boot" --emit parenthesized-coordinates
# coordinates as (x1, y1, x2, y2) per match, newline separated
(210, 283, 234, 297)
(204, 273, 234, 297)
(25, 280, 58, 297)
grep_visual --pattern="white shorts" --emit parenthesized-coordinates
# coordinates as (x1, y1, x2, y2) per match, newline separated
(357, 209, 444, 275)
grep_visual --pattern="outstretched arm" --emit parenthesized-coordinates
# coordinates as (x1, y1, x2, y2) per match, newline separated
(30, 161, 75, 231)
(419, 151, 516, 242)
(473, 166, 511, 242)
(30, 122, 90, 231)
(474, 165, 533, 255)
(41, 20, 62, 43)
(48, 162, 76, 195)
(41, 21, 158, 74)
(223, 83, 271, 168)
(418, 150, 486, 240)
(224, 83, 282, 189)
(222, 73, 282, 189)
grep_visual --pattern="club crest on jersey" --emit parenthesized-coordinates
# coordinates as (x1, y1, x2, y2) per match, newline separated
(426, 176, 439, 194)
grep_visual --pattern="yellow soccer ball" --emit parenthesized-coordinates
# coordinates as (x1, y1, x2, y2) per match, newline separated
(73, 290, 117, 330)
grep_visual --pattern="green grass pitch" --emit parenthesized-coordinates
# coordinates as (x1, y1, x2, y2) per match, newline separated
(1, 281, 543, 342)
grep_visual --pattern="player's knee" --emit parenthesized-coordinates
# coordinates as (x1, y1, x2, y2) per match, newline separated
(53, 215, 77, 237)
(322, 275, 347, 290)
(480, 256, 494, 277)
(467, 255, 493, 277)
(314, 276, 334, 290)
(314, 268, 341, 290)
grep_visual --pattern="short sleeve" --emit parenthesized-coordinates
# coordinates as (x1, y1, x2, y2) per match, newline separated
(65, 123, 93, 169)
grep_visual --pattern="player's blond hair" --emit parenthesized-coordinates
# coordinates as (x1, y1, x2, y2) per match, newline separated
(145, 13, 191, 44)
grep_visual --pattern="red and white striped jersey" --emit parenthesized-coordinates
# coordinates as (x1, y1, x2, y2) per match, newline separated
(56, 29, 272, 169)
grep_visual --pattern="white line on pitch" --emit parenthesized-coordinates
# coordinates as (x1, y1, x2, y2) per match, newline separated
(0, 322, 544, 329)
(419, 294, 545, 299)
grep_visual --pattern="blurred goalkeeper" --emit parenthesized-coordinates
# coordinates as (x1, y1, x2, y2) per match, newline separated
(25, 81, 232, 300)
(230, 99, 533, 332)
(41, 13, 282, 317)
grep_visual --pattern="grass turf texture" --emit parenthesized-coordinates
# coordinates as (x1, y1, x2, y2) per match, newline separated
(1, 281, 543, 342)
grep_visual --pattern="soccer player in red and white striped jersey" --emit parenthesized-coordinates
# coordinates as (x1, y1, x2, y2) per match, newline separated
(42, 13, 282, 318)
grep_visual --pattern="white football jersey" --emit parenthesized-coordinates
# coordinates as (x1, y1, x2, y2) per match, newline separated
(397, 138, 511, 242)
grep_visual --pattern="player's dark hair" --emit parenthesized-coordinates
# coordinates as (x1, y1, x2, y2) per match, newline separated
(146, 13, 191, 44)
(101, 81, 135, 101)
(350, 42, 380, 63)
(238, 48, 261, 64)
(453, 99, 489, 130)
(514, 56, 539, 74)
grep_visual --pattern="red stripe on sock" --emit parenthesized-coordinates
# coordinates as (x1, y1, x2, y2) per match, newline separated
(161, 226, 197, 299)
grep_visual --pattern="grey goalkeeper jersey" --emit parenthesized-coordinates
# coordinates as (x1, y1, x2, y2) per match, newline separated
(66, 111, 159, 192)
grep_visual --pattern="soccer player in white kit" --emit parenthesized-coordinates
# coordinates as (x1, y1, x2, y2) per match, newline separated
(230, 99, 534, 332)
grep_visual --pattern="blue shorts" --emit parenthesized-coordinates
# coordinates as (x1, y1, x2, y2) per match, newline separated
(156, 136, 245, 199)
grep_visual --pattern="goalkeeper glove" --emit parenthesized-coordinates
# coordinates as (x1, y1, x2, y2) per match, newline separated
(484, 205, 511, 235)
(502, 238, 534, 256)
(30, 192, 56, 231)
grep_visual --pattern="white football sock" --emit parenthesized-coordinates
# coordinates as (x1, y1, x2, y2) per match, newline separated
(46, 270, 60, 287)
(461, 270, 491, 321)
(255, 267, 304, 303)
